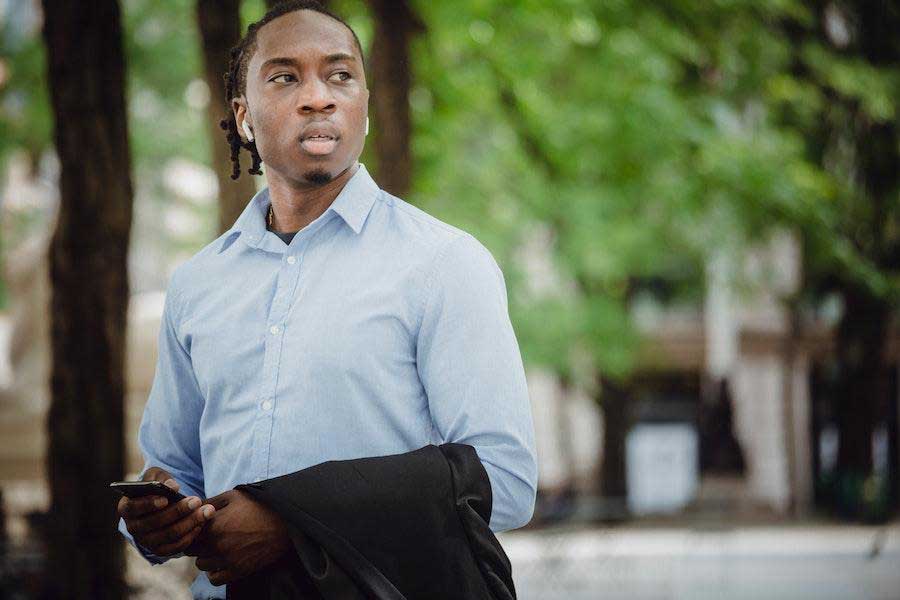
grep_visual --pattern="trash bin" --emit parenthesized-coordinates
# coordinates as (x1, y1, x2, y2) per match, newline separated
(626, 422, 699, 515)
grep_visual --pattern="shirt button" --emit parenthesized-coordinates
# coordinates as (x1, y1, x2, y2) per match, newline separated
(261, 400, 273, 411)
(286, 255, 296, 265)
(270, 325, 280, 335)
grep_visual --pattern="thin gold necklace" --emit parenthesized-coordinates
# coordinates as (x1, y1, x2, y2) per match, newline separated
(267, 204, 274, 229)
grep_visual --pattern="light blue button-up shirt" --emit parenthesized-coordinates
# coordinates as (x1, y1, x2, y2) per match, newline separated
(117, 164, 537, 598)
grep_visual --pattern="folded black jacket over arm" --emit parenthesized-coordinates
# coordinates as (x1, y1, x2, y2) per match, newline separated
(224, 443, 518, 600)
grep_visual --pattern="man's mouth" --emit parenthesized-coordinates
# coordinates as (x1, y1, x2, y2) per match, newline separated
(299, 130, 340, 156)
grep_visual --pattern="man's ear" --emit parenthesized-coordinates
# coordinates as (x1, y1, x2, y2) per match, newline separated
(232, 98, 252, 141)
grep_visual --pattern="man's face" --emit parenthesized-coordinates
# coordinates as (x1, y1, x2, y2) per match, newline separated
(235, 10, 368, 186)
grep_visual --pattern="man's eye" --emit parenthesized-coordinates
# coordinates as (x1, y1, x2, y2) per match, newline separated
(270, 74, 295, 83)
(330, 71, 351, 82)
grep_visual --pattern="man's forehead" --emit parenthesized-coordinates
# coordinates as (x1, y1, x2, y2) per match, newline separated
(252, 10, 358, 65)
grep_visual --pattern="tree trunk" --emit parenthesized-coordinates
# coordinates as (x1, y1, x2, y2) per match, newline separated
(40, 1, 133, 597)
(831, 0, 900, 518)
(197, 0, 259, 235)
(834, 289, 891, 500)
(598, 375, 630, 520)
(366, 0, 424, 197)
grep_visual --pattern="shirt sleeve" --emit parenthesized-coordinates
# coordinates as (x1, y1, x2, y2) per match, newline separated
(416, 234, 538, 532)
(117, 276, 206, 564)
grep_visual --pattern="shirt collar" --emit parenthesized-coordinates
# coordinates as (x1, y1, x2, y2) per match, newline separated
(218, 163, 380, 254)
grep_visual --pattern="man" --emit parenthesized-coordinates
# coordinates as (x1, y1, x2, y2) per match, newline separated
(116, 2, 537, 597)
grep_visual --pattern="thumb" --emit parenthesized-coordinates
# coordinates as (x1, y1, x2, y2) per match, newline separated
(143, 467, 180, 491)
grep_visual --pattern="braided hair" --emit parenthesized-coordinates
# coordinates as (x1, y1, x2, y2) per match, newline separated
(220, 0, 365, 179)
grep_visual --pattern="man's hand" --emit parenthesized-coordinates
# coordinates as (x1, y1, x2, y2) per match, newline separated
(184, 489, 292, 586)
(117, 466, 215, 557)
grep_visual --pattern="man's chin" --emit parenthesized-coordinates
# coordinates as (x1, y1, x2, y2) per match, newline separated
(302, 169, 333, 185)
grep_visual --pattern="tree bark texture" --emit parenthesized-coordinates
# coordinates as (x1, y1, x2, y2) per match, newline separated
(835, 290, 892, 476)
(598, 375, 630, 519)
(828, 2, 899, 505)
(40, 0, 133, 597)
(366, 0, 424, 198)
(197, 0, 259, 235)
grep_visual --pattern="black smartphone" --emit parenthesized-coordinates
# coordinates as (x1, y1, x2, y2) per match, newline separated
(110, 480, 187, 503)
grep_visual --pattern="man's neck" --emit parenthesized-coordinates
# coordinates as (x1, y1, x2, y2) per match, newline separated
(265, 162, 359, 233)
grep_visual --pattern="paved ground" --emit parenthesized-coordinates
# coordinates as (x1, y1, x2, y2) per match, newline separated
(499, 523, 900, 600)
(4, 477, 898, 599)
(125, 522, 900, 599)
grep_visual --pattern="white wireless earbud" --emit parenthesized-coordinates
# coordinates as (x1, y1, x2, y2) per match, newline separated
(365, 116, 369, 136)
(241, 120, 254, 143)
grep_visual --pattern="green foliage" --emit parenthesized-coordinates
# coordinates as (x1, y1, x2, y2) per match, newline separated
(763, 5, 900, 305)
(0, 9, 50, 311)
(405, 0, 824, 380)
(0, 7, 52, 173)
(801, 42, 897, 122)
(1, 0, 895, 380)
(123, 0, 210, 167)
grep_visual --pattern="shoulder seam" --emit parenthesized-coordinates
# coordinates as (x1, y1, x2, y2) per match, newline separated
(383, 194, 466, 238)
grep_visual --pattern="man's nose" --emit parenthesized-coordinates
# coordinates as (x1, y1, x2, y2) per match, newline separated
(298, 78, 336, 114)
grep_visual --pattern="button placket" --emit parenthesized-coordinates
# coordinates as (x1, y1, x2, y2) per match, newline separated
(251, 243, 306, 481)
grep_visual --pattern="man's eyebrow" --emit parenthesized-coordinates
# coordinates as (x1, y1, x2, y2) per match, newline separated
(259, 57, 299, 71)
(259, 53, 357, 72)
(324, 52, 356, 64)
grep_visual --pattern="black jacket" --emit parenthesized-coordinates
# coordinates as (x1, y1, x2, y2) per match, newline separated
(224, 443, 518, 600)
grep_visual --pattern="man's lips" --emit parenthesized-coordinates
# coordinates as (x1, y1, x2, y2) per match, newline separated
(299, 124, 340, 156)
(300, 136, 339, 156)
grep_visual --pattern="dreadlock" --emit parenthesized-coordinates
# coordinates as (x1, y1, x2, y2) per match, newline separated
(220, 0, 365, 179)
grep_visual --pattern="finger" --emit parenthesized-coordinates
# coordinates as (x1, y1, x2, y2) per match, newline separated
(183, 525, 214, 557)
(116, 495, 129, 517)
(139, 504, 215, 548)
(120, 494, 171, 519)
(128, 496, 204, 536)
(182, 530, 209, 557)
(142, 467, 169, 483)
(143, 468, 180, 493)
(203, 492, 231, 511)
(195, 554, 228, 573)
(208, 569, 239, 586)
(153, 522, 204, 557)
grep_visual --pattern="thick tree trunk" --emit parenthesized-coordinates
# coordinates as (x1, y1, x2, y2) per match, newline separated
(366, 0, 424, 197)
(779, 0, 899, 518)
(197, 0, 259, 235)
(598, 375, 630, 520)
(40, 1, 133, 597)
(831, 0, 899, 517)
(834, 291, 891, 472)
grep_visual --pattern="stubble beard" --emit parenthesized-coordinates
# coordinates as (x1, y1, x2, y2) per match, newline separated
(303, 168, 333, 185)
